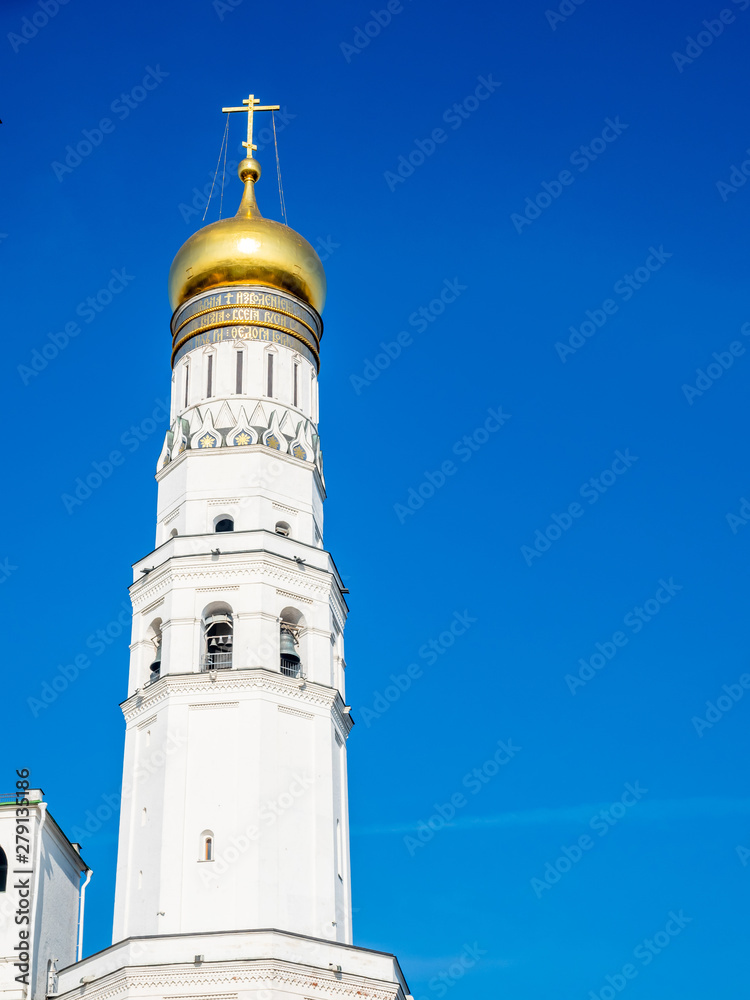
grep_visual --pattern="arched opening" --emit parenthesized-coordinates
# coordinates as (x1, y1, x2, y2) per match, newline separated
(275, 521, 290, 537)
(214, 516, 234, 533)
(200, 830, 214, 862)
(0, 845, 7, 892)
(170, 528, 178, 538)
(202, 604, 233, 671)
(279, 606, 305, 678)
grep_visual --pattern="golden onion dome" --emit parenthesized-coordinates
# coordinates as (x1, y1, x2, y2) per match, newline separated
(168, 158, 326, 315)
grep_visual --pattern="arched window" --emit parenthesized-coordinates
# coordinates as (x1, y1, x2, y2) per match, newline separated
(202, 605, 233, 671)
(215, 517, 234, 533)
(265, 348, 276, 398)
(275, 521, 290, 537)
(0, 845, 7, 892)
(200, 831, 214, 862)
(235, 349, 244, 394)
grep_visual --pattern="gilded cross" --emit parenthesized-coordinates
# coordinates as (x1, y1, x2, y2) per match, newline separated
(221, 93, 281, 156)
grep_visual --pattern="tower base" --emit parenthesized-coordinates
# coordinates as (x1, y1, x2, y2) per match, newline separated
(56, 930, 410, 1000)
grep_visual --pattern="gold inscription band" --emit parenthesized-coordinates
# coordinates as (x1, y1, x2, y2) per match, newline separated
(170, 285, 323, 369)
(173, 304, 320, 349)
(172, 295, 321, 345)
(171, 321, 320, 369)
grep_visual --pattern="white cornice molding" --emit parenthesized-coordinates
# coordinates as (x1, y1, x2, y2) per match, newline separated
(132, 557, 332, 607)
(122, 668, 353, 740)
(58, 960, 401, 1000)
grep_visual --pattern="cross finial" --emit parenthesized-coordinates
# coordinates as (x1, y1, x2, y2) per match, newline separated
(221, 93, 281, 156)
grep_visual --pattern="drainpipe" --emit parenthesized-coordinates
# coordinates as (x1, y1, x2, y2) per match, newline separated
(77, 869, 93, 963)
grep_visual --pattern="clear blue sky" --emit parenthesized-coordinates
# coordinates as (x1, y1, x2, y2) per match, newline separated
(1, 0, 749, 996)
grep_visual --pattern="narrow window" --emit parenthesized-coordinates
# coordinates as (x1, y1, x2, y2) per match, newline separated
(235, 351, 244, 394)
(206, 354, 214, 398)
(0, 845, 7, 892)
(293, 362, 299, 408)
(200, 832, 214, 861)
(336, 819, 343, 879)
(184, 362, 190, 408)
(267, 352, 274, 397)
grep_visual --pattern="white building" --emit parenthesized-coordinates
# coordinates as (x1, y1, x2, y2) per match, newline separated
(54, 99, 411, 1000)
(0, 790, 90, 1000)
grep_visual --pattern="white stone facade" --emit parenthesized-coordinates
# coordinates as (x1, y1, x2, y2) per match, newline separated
(112, 290, 354, 945)
(0, 793, 88, 1000)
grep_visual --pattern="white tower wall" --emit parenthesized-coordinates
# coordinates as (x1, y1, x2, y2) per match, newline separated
(112, 284, 352, 946)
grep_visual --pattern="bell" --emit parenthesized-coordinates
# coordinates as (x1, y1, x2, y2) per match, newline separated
(149, 640, 162, 674)
(279, 629, 299, 662)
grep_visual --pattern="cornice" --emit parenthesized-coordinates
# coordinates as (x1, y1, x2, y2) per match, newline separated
(122, 668, 353, 740)
(131, 557, 334, 611)
(58, 959, 401, 1000)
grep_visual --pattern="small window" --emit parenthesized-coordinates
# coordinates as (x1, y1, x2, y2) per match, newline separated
(275, 521, 290, 537)
(215, 518, 234, 533)
(184, 361, 190, 408)
(236, 351, 244, 394)
(200, 831, 214, 862)
(170, 528, 178, 538)
(0, 845, 7, 892)
(293, 362, 299, 408)
(206, 354, 214, 398)
(266, 352, 274, 397)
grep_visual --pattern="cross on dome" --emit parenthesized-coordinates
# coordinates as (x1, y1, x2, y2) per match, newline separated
(221, 93, 281, 155)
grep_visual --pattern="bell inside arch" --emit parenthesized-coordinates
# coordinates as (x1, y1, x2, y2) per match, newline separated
(279, 628, 299, 662)
(151, 639, 161, 670)
(150, 640, 162, 677)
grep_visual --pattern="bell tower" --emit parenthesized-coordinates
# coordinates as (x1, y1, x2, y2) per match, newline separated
(54, 94, 410, 1000)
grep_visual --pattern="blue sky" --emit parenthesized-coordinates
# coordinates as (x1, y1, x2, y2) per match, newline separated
(1, 0, 749, 996)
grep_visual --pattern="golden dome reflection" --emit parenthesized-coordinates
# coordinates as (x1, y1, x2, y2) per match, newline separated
(168, 158, 326, 315)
